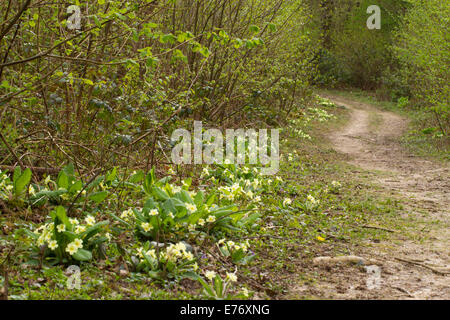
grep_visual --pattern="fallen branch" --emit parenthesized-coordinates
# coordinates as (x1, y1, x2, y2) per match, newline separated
(0, 165, 60, 175)
(395, 257, 450, 275)
(357, 224, 398, 233)
(313, 255, 381, 266)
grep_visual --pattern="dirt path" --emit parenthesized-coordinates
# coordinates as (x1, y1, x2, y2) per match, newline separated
(302, 95, 449, 299)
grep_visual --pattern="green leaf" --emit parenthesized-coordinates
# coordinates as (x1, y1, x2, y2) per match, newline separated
(68, 180, 82, 193)
(13, 167, 22, 184)
(143, 168, 156, 194)
(151, 186, 169, 201)
(89, 191, 108, 204)
(14, 168, 32, 195)
(56, 170, 69, 189)
(106, 167, 117, 182)
(73, 249, 92, 261)
(55, 206, 69, 226)
(249, 25, 260, 34)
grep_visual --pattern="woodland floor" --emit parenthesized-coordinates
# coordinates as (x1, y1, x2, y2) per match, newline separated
(288, 94, 449, 299)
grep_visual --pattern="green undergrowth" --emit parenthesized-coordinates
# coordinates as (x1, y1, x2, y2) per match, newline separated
(0, 95, 406, 300)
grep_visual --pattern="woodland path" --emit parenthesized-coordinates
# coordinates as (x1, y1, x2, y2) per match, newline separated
(296, 95, 449, 299)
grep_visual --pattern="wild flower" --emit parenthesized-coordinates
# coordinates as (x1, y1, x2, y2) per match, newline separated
(283, 197, 292, 206)
(205, 270, 216, 281)
(85, 215, 96, 226)
(56, 224, 66, 233)
(185, 203, 197, 214)
(226, 272, 237, 282)
(66, 242, 79, 255)
(120, 208, 134, 221)
(142, 222, 153, 232)
(149, 209, 159, 216)
(48, 240, 58, 250)
(75, 225, 86, 234)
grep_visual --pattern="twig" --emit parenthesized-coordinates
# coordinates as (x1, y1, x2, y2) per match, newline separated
(392, 286, 414, 298)
(0, 165, 60, 175)
(0, 132, 24, 169)
(395, 257, 450, 275)
(357, 224, 397, 233)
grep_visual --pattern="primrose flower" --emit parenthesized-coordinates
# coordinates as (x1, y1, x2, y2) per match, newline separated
(224, 159, 231, 165)
(226, 272, 237, 282)
(75, 225, 86, 234)
(254, 196, 261, 203)
(149, 209, 159, 216)
(331, 181, 341, 188)
(283, 198, 292, 206)
(205, 270, 216, 281)
(206, 215, 216, 223)
(69, 218, 79, 225)
(198, 219, 205, 226)
(120, 208, 134, 220)
(105, 233, 111, 241)
(202, 167, 210, 176)
(185, 203, 197, 214)
(142, 222, 153, 232)
(307, 195, 319, 205)
(184, 251, 194, 260)
(227, 240, 235, 248)
(37, 237, 45, 246)
(85, 215, 95, 226)
(146, 249, 157, 260)
(242, 287, 249, 297)
(168, 167, 175, 175)
(73, 238, 83, 249)
(29, 185, 36, 196)
(226, 193, 234, 201)
(48, 240, 58, 250)
(230, 183, 240, 193)
(56, 224, 66, 233)
(188, 224, 195, 232)
(65, 242, 79, 255)
(276, 176, 283, 182)
(168, 212, 175, 219)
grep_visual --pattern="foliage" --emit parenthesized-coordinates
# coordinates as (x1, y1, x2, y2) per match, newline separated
(392, 0, 450, 135)
(0, 0, 318, 170)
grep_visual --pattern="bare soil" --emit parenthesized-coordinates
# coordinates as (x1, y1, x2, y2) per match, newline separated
(290, 95, 449, 300)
